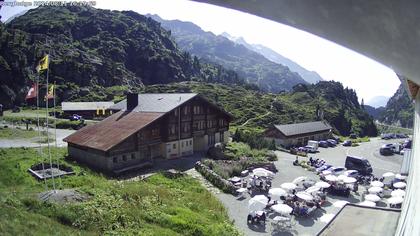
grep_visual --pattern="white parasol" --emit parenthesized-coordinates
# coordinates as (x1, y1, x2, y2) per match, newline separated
(281, 182, 297, 190)
(368, 186, 383, 194)
(271, 204, 293, 215)
(292, 176, 308, 184)
(395, 174, 407, 180)
(393, 182, 407, 189)
(253, 168, 274, 176)
(365, 194, 381, 202)
(344, 170, 358, 176)
(269, 188, 287, 197)
(325, 175, 338, 182)
(382, 172, 395, 178)
(337, 175, 347, 181)
(343, 177, 357, 184)
(359, 201, 376, 207)
(387, 196, 404, 205)
(248, 195, 269, 212)
(229, 176, 241, 182)
(391, 189, 406, 197)
(370, 181, 384, 188)
(333, 200, 349, 208)
(306, 186, 321, 194)
(315, 181, 331, 188)
(253, 170, 271, 177)
(296, 191, 314, 201)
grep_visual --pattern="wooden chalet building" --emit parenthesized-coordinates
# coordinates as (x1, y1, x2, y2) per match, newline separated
(64, 93, 232, 174)
(264, 121, 332, 148)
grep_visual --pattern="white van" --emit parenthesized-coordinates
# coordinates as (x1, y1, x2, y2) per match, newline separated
(305, 140, 319, 153)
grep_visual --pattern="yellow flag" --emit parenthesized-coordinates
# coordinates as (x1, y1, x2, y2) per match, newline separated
(45, 84, 54, 100)
(36, 55, 49, 72)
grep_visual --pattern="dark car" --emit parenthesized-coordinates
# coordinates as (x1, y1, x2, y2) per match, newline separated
(403, 140, 412, 149)
(319, 141, 329, 148)
(343, 140, 352, 146)
(345, 155, 372, 175)
(349, 133, 357, 139)
(326, 139, 337, 147)
(380, 145, 394, 155)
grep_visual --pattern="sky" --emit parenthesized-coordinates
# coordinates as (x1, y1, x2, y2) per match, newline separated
(1, 0, 400, 105)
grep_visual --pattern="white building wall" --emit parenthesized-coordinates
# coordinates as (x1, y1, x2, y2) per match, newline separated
(165, 138, 193, 158)
(396, 90, 420, 235)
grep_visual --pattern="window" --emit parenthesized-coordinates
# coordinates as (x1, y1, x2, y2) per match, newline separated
(122, 155, 127, 161)
(169, 124, 176, 135)
(113, 157, 118, 163)
(138, 132, 144, 140)
(174, 109, 178, 117)
(190, 140, 192, 145)
(152, 128, 159, 137)
(220, 133, 224, 142)
(183, 106, 190, 115)
(183, 123, 190, 133)
(219, 119, 226, 126)
(193, 121, 199, 130)
(193, 105, 202, 115)
(131, 153, 135, 160)
(208, 134, 215, 146)
(173, 143, 176, 149)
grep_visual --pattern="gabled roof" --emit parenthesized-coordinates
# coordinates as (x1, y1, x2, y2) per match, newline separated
(273, 121, 332, 137)
(61, 102, 115, 111)
(64, 111, 163, 151)
(110, 93, 198, 112)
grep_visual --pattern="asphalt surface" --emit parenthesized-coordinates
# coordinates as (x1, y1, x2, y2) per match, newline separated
(0, 126, 75, 148)
(215, 138, 405, 236)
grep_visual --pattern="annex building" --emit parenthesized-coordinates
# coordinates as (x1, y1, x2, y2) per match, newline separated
(264, 121, 332, 148)
(64, 93, 232, 174)
(61, 101, 115, 119)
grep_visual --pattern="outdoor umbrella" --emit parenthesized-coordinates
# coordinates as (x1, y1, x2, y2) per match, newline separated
(253, 170, 271, 177)
(253, 168, 274, 175)
(393, 182, 407, 189)
(333, 200, 349, 208)
(269, 188, 287, 198)
(229, 176, 241, 182)
(248, 195, 269, 212)
(315, 181, 331, 188)
(271, 204, 293, 215)
(387, 196, 404, 205)
(292, 176, 307, 184)
(305, 186, 321, 194)
(296, 191, 314, 201)
(395, 174, 407, 180)
(368, 186, 383, 194)
(365, 194, 381, 202)
(382, 172, 395, 178)
(344, 170, 358, 177)
(359, 201, 376, 207)
(337, 175, 347, 181)
(281, 182, 297, 191)
(343, 177, 357, 184)
(391, 189, 406, 197)
(370, 181, 384, 188)
(325, 175, 337, 182)
(302, 179, 316, 189)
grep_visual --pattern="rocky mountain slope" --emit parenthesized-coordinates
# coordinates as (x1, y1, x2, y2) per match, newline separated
(379, 83, 414, 128)
(0, 6, 244, 108)
(221, 32, 323, 84)
(150, 15, 308, 93)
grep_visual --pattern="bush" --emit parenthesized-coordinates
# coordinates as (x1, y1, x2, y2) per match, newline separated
(54, 120, 85, 130)
(195, 161, 236, 194)
(266, 151, 278, 161)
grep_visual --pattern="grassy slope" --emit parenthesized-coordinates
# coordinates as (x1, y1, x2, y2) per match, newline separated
(0, 127, 42, 139)
(0, 147, 239, 235)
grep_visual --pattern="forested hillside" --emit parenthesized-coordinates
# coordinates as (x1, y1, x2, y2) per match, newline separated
(0, 6, 244, 108)
(150, 15, 308, 92)
(140, 81, 377, 137)
(379, 83, 414, 128)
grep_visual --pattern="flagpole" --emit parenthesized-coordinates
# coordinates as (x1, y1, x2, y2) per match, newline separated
(53, 81, 62, 188)
(45, 48, 56, 192)
(36, 75, 48, 191)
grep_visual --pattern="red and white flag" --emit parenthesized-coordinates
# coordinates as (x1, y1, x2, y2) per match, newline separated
(25, 83, 38, 100)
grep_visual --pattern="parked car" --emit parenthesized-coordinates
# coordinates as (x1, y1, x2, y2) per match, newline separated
(380, 146, 394, 155)
(396, 133, 408, 139)
(343, 140, 352, 146)
(403, 140, 412, 149)
(316, 164, 333, 173)
(344, 170, 360, 178)
(349, 133, 357, 139)
(326, 139, 337, 147)
(304, 145, 317, 153)
(69, 114, 82, 121)
(319, 141, 329, 148)
(344, 155, 372, 175)
(323, 166, 346, 176)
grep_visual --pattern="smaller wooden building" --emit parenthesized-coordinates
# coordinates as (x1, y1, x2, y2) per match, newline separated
(265, 121, 332, 148)
(61, 102, 114, 119)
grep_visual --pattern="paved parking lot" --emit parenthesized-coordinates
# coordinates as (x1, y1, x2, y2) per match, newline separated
(215, 138, 405, 236)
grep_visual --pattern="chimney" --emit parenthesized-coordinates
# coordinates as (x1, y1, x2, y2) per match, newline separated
(127, 93, 138, 111)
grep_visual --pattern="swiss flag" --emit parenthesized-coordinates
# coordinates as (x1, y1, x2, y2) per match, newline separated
(25, 83, 38, 100)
